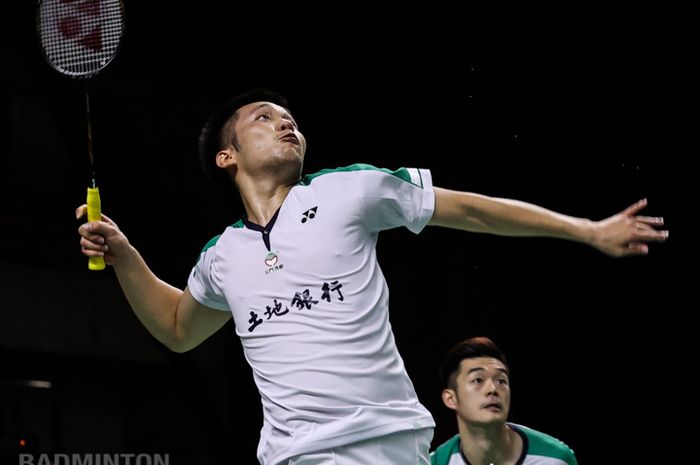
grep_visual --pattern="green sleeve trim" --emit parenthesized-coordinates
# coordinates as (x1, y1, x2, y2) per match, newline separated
(201, 235, 221, 254)
(200, 220, 244, 254)
(298, 163, 423, 187)
(517, 424, 578, 465)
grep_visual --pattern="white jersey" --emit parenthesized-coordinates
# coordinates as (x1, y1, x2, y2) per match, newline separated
(188, 164, 436, 465)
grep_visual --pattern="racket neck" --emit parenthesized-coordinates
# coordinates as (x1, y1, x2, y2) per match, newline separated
(84, 81, 96, 188)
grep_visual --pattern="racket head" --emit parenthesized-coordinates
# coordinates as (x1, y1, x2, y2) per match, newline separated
(37, 0, 125, 78)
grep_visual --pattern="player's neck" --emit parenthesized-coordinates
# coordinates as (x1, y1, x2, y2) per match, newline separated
(239, 182, 293, 226)
(458, 422, 521, 465)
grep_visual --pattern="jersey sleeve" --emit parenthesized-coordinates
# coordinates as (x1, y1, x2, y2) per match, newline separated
(514, 423, 579, 465)
(187, 243, 230, 312)
(359, 166, 435, 234)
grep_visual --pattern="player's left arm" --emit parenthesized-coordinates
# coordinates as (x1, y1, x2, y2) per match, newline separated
(428, 187, 668, 257)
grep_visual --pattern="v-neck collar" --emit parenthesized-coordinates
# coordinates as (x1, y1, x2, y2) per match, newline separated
(242, 206, 282, 252)
(458, 425, 528, 465)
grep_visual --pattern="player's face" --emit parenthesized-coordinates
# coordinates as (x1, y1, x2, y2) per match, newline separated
(443, 357, 511, 427)
(231, 101, 306, 174)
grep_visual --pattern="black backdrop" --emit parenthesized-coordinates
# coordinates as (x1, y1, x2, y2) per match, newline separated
(1, 2, 697, 463)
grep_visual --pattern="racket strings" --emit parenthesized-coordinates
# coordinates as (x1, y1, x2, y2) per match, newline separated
(39, 0, 123, 77)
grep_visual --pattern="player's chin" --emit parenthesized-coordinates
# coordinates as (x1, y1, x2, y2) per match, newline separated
(285, 145, 304, 160)
(478, 410, 507, 423)
(282, 150, 304, 168)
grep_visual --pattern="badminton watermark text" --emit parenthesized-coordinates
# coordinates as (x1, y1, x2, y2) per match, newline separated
(18, 454, 169, 465)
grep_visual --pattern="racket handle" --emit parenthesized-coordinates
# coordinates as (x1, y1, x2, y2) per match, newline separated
(87, 187, 106, 271)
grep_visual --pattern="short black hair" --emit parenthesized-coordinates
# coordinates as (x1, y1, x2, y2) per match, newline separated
(439, 337, 509, 389)
(198, 88, 290, 190)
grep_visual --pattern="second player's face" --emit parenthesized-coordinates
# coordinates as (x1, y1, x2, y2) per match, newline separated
(447, 357, 511, 426)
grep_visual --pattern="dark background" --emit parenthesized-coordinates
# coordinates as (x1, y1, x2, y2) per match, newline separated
(1, 2, 697, 463)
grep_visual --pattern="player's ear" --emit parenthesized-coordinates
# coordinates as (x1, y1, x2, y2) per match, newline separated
(216, 150, 236, 169)
(442, 388, 458, 411)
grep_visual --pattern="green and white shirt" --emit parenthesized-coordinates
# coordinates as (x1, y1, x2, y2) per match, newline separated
(430, 423, 578, 465)
(188, 164, 436, 465)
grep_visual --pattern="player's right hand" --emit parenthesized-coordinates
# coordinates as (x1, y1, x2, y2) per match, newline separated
(76, 205, 130, 266)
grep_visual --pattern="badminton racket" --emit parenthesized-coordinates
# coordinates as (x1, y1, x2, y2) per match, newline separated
(37, 0, 125, 270)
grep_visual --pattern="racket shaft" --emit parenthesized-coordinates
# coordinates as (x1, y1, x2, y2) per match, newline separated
(87, 187, 106, 270)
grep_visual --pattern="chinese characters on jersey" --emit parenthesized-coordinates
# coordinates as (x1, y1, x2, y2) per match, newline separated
(248, 281, 345, 332)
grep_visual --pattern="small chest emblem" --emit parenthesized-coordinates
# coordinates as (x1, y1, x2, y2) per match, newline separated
(264, 252, 279, 266)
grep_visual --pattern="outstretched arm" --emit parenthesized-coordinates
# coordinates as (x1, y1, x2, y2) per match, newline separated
(76, 205, 231, 352)
(429, 188, 668, 257)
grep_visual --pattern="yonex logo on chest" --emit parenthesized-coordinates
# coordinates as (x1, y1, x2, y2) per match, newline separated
(301, 206, 318, 223)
